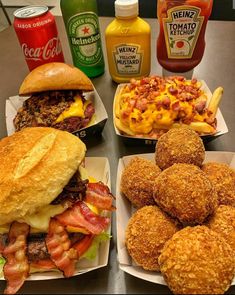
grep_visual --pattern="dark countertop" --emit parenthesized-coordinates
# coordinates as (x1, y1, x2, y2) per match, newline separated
(0, 16, 234, 294)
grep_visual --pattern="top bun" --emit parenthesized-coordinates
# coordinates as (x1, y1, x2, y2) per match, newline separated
(0, 127, 86, 225)
(19, 62, 94, 95)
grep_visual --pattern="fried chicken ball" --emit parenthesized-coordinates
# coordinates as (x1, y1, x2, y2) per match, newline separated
(158, 226, 235, 295)
(207, 205, 235, 252)
(202, 162, 235, 207)
(120, 157, 161, 208)
(153, 163, 218, 225)
(125, 205, 179, 271)
(155, 127, 205, 170)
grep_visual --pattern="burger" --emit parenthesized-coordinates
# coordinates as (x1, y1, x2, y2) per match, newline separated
(0, 127, 114, 294)
(13, 62, 95, 133)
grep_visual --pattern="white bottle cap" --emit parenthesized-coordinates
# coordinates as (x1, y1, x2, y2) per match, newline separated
(115, 0, 139, 17)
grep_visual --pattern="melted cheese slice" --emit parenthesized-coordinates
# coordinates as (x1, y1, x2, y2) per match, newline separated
(55, 95, 91, 123)
(0, 205, 65, 234)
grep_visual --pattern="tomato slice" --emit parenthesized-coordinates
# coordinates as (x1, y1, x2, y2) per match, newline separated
(30, 259, 55, 270)
(73, 235, 94, 257)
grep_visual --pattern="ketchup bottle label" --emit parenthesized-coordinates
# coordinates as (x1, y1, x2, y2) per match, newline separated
(163, 6, 204, 59)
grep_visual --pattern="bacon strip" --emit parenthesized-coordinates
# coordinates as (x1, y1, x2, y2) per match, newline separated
(85, 182, 115, 211)
(56, 201, 110, 235)
(46, 219, 78, 278)
(3, 222, 30, 295)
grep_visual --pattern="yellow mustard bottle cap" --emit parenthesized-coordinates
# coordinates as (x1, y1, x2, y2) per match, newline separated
(115, 0, 139, 17)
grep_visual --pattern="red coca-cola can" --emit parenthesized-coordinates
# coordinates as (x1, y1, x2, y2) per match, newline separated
(13, 5, 64, 71)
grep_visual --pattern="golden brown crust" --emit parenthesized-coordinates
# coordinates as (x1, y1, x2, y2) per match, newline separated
(125, 206, 179, 271)
(206, 205, 235, 252)
(153, 163, 218, 225)
(202, 162, 235, 207)
(158, 226, 235, 295)
(155, 127, 205, 170)
(19, 62, 93, 95)
(120, 157, 161, 208)
(0, 127, 86, 225)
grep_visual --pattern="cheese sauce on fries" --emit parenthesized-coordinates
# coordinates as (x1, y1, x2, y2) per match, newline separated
(115, 76, 223, 139)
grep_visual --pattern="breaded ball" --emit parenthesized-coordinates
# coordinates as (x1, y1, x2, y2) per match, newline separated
(207, 205, 235, 252)
(202, 162, 235, 206)
(155, 127, 205, 170)
(158, 226, 235, 295)
(120, 157, 161, 208)
(153, 163, 218, 225)
(125, 205, 178, 271)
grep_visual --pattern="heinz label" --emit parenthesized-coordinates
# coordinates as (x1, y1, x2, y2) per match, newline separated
(68, 12, 103, 66)
(163, 6, 204, 59)
(113, 44, 142, 75)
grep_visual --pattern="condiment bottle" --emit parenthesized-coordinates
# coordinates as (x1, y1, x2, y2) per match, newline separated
(157, 0, 213, 73)
(60, 0, 105, 78)
(105, 0, 151, 83)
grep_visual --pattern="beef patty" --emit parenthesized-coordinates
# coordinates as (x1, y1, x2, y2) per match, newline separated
(13, 90, 95, 132)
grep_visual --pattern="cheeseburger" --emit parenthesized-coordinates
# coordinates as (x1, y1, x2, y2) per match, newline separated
(0, 127, 113, 294)
(13, 62, 95, 133)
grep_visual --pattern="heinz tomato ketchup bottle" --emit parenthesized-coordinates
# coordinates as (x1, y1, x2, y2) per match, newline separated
(157, 0, 213, 73)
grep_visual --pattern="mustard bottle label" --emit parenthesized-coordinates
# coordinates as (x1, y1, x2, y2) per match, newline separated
(113, 44, 143, 75)
(163, 6, 204, 59)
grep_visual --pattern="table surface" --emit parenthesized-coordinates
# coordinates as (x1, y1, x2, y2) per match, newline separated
(0, 16, 235, 294)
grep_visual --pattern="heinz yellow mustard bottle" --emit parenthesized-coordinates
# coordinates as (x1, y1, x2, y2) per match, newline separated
(105, 0, 151, 83)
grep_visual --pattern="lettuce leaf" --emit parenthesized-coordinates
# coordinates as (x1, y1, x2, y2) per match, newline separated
(0, 256, 5, 278)
(81, 232, 111, 261)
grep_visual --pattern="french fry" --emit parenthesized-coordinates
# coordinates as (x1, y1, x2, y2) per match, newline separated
(189, 122, 215, 134)
(172, 122, 215, 134)
(208, 87, 223, 119)
(114, 116, 135, 136)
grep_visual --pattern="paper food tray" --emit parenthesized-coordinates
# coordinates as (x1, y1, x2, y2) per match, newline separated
(0, 157, 111, 281)
(116, 152, 235, 285)
(5, 88, 108, 139)
(113, 81, 228, 145)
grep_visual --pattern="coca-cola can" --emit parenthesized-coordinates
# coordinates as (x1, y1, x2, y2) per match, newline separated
(13, 5, 64, 71)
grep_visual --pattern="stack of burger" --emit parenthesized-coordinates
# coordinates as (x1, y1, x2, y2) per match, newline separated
(13, 62, 95, 133)
(0, 126, 114, 293)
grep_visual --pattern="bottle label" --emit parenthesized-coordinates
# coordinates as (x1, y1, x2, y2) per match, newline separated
(67, 12, 103, 66)
(113, 44, 143, 75)
(163, 6, 204, 59)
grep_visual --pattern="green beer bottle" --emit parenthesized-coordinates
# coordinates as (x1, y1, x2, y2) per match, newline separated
(60, 0, 105, 77)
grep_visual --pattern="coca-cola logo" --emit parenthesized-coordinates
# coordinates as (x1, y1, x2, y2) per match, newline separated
(22, 37, 62, 61)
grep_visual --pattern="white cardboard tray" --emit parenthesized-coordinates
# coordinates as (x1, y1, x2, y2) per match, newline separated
(116, 152, 235, 285)
(113, 80, 228, 142)
(0, 157, 111, 281)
